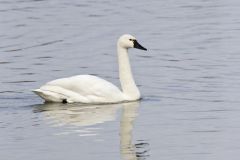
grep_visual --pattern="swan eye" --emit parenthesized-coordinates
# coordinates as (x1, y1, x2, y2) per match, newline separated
(129, 39, 134, 42)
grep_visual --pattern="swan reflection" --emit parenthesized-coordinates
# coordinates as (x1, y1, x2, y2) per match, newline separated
(34, 103, 121, 127)
(34, 101, 149, 159)
(121, 102, 149, 160)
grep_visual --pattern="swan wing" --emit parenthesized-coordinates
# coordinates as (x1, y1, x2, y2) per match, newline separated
(35, 75, 124, 103)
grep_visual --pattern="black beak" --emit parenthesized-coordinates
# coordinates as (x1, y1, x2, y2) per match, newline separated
(133, 40, 147, 51)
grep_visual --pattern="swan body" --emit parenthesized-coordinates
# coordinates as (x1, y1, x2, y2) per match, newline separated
(33, 34, 147, 104)
(34, 75, 125, 103)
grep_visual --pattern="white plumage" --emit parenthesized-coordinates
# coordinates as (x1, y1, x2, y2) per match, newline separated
(33, 34, 147, 104)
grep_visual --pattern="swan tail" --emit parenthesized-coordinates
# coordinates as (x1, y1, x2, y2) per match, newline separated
(33, 88, 66, 103)
(33, 85, 88, 103)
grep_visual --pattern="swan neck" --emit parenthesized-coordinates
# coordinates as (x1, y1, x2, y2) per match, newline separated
(117, 45, 140, 100)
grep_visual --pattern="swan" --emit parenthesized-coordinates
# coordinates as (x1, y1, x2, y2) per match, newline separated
(33, 34, 147, 103)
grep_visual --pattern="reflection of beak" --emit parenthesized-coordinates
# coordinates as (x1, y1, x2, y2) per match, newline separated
(133, 40, 147, 51)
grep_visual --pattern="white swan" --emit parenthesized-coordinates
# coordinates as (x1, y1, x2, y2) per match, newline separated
(33, 34, 147, 103)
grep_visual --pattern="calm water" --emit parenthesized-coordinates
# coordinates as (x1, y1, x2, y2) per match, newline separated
(1, 0, 240, 159)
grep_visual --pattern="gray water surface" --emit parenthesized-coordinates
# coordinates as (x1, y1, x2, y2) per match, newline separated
(1, 0, 240, 160)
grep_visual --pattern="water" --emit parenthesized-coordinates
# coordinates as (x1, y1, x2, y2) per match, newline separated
(1, 0, 240, 159)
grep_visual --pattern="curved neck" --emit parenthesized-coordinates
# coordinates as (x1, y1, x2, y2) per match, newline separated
(117, 45, 140, 100)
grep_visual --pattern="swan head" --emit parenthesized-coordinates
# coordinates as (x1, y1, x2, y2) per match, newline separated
(118, 34, 147, 51)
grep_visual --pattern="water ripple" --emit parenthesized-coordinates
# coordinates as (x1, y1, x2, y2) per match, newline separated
(2, 80, 36, 84)
(4, 40, 63, 52)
